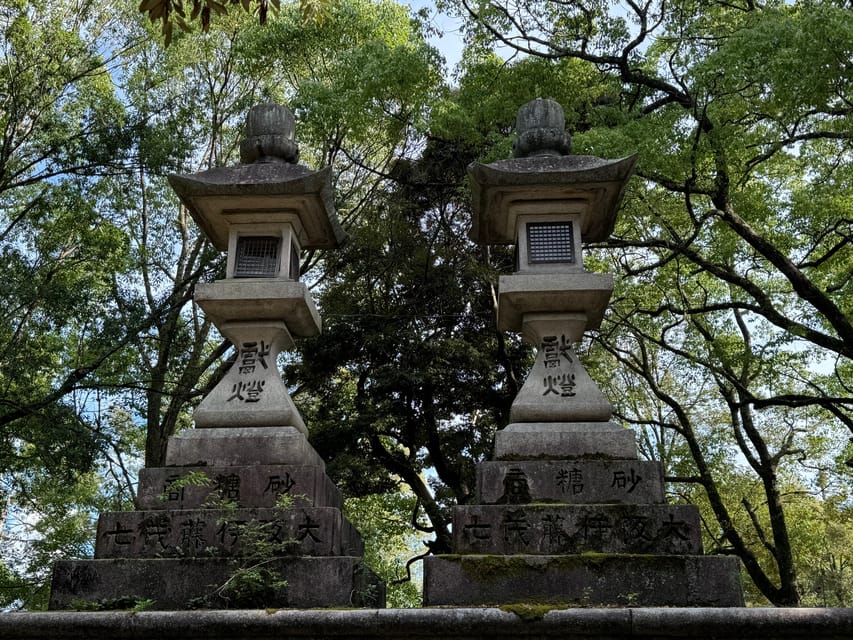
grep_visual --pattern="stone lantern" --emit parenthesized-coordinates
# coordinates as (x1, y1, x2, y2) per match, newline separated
(423, 99, 744, 608)
(168, 103, 344, 435)
(468, 98, 637, 454)
(48, 104, 383, 610)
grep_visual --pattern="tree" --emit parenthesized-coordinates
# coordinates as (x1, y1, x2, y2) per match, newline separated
(4, 0, 850, 611)
(138, 0, 331, 46)
(455, 0, 853, 605)
(1, 0, 448, 607)
(344, 490, 426, 607)
(0, 0, 150, 607)
(289, 53, 625, 555)
(290, 135, 523, 554)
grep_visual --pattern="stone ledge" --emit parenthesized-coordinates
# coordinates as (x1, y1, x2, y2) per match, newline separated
(494, 426, 638, 460)
(422, 554, 744, 607)
(49, 557, 382, 611)
(451, 504, 702, 555)
(165, 427, 324, 469)
(94, 507, 363, 558)
(477, 459, 664, 505)
(137, 465, 342, 510)
(2, 607, 852, 640)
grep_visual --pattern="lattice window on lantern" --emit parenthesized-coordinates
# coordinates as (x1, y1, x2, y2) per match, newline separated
(234, 236, 281, 277)
(526, 221, 575, 264)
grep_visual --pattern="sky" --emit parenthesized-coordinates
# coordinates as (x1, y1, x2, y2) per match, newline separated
(407, 1, 466, 75)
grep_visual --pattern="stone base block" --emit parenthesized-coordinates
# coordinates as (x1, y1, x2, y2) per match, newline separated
(453, 504, 701, 555)
(494, 423, 638, 460)
(137, 465, 342, 510)
(194, 280, 321, 338)
(477, 460, 664, 505)
(94, 507, 363, 559)
(423, 554, 744, 607)
(49, 557, 384, 610)
(165, 427, 324, 468)
(496, 273, 614, 333)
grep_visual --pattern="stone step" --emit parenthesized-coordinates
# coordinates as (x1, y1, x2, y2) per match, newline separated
(452, 504, 702, 556)
(94, 507, 362, 559)
(165, 427, 325, 468)
(477, 460, 664, 505)
(137, 465, 342, 510)
(49, 556, 384, 610)
(494, 423, 638, 460)
(423, 554, 744, 607)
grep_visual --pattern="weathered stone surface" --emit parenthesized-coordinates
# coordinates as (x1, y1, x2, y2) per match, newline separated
(49, 556, 384, 610)
(513, 98, 572, 158)
(164, 427, 325, 469)
(477, 460, 664, 505)
(422, 554, 744, 607)
(7, 607, 853, 640)
(494, 423, 638, 460)
(240, 102, 298, 165)
(94, 507, 362, 559)
(468, 155, 638, 245)
(168, 111, 345, 253)
(191, 320, 308, 433)
(507, 313, 614, 423)
(452, 504, 701, 556)
(496, 273, 613, 333)
(137, 465, 342, 510)
(195, 280, 321, 337)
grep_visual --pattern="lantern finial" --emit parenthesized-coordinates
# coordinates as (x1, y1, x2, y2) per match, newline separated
(239, 103, 299, 164)
(513, 98, 572, 158)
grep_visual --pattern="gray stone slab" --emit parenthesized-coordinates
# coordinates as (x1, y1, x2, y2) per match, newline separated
(195, 280, 322, 337)
(423, 554, 744, 607)
(164, 427, 325, 468)
(137, 465, 342, 510)
(94, 507, 362, 559)
(494, 423, 638, 460)
(477, 460, 664, 505)
(8, 607, 853, 640)
(49, 556, 384, 610)
(496, 273, 614, 332)
(503, 421, 632, 433)
(452, 504, 701, 555)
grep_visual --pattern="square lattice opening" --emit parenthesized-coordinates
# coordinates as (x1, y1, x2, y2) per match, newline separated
(526, 221, 575, 264)
(234, 236, 281, 277)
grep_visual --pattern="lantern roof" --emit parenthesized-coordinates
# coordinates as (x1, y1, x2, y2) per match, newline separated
(468, 153, 637, 245)
(468, 98, 636, 245)
(168, 103, 345, 252)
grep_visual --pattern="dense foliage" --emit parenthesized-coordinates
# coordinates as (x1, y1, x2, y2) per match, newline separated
(0, 0, 850, 609)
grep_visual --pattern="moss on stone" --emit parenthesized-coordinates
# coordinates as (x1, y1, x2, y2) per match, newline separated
(499, 602, 562, 622)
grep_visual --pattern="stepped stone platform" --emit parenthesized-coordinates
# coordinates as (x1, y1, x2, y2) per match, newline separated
(423, 430, 745, 607)
(49, 428, 384, 610)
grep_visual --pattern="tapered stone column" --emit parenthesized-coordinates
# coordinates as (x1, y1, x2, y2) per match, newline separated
(423, 99, 743, 607)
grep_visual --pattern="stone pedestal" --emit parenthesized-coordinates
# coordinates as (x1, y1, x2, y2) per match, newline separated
(50, 556, 380, 610)
(50, 428, 385, 610)
(423, 425, 743, 607)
